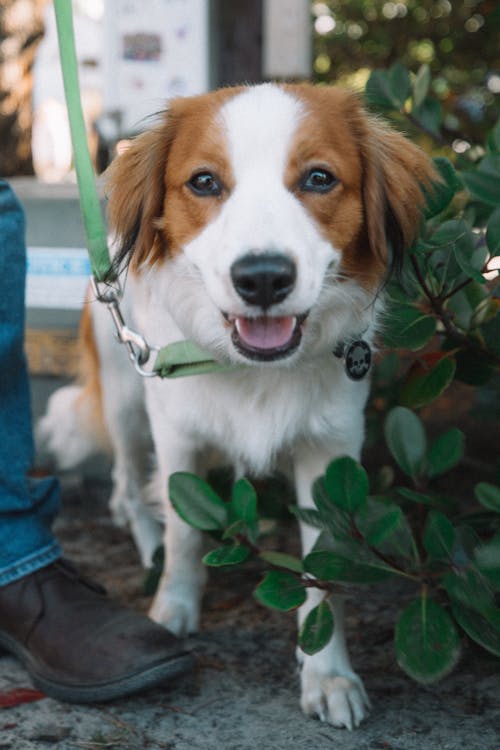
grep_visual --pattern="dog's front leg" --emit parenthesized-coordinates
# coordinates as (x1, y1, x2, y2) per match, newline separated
(148, 437, 207, 637)
(294, 444, 371, 729)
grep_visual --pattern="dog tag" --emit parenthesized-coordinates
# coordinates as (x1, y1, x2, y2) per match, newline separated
(343, 340, 372, 380)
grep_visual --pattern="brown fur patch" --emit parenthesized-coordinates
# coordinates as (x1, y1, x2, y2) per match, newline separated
(77, 295, 109, 450)
(105, 87, 244, 270)
(283, 84, 437, 289)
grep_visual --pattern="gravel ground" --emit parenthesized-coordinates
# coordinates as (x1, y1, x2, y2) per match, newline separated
(1, 477, 499, 750)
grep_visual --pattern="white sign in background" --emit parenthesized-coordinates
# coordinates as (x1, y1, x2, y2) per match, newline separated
(103, 0, 210, 132)
(263, 0, 311, 79)
(26, 247, 91, 310)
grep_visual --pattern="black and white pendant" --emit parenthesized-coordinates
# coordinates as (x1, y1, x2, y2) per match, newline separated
(334, 339, 372, 380)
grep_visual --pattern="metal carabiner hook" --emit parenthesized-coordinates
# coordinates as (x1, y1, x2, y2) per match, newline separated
(118, 325, 151, 366)
(89, 275, 160, 378)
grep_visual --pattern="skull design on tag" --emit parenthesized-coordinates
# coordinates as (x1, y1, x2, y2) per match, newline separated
(344, 340, 372, 380)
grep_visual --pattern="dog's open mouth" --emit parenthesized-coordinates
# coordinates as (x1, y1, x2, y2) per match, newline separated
(224, 313, 307, 361)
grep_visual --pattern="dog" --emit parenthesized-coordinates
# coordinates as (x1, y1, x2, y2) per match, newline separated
(37, 82, 436, 729)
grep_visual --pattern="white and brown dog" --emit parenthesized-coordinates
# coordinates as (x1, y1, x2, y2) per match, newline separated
(38, 83, 435, 728)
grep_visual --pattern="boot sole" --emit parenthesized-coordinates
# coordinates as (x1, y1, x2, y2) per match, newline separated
(0, 630, 193, 704)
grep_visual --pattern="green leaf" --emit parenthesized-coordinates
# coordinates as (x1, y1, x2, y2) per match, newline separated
(452, 524, 482, 567)
(230, 478, 257, 524)
(487, 119, 500, 152)
(356, 498, 416, 561)
(389, 63, 412, 107)
(254, 571, 306, 611)
(384, 406, 427, 478)
(423, 511, 455, 559)
(382, 304, 436, 351)
(303, 543, 397, 584)
(428, 218, 486, 285)
(397, 487, 435, 505)
(288, 505, 324, 529)
(444, 568, 495, 614)
(413, 64, 431, 108)
(424, 157, 461, 219)
(428, 219, 468, 247)
(427, 244, 463, 292)
(203, 544, 250, 567)
(452, 603, 500, 657)
(462, 170, 500, 206)
(486, 207, 500, 256)
(259, 551, 303, 573)
(479, 152, 500, 175)
(412, 97, 443, 138)
(228, 478, 259, 542)
(311, 530, 337, 554)
(452, 228, 487, 284)
(474, 536, 500, 585)
(427, 428, 465, 479)
(475, 482, 500, 513)
(400, 356, 456, 409)
(311, 477, 352, 538)
(363, 506, 404, 547)
(365, 69, 399, 110)
(324, 456, 369, 514)
(395, 596, 461, 684)
(169, 472, 228, 530)
(298, 601, 335, 656)
(446, 281, 488, 336)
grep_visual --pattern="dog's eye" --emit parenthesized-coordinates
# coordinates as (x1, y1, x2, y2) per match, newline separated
(188, 172, 222, 197)
(301, 168, 338, 193)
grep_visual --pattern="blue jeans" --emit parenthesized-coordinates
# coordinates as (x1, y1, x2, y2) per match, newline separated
(0, 180, 61, 586)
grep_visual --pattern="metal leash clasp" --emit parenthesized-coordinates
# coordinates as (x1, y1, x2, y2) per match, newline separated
(90, 276, 159, 377)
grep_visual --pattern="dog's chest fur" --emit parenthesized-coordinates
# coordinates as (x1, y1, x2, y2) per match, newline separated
(145, 356, 368, 476)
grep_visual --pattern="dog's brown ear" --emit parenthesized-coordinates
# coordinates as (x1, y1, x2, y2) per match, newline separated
(355, 110, 437, 276)
(105, 116, 174, 272)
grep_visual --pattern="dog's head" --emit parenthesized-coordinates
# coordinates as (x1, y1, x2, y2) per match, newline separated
(106, 83, 436, 365)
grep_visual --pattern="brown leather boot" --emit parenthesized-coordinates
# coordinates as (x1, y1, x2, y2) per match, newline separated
(0, 558, 193, 703)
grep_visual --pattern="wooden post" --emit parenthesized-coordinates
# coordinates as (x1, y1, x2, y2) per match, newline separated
(211, 0, 263, 86)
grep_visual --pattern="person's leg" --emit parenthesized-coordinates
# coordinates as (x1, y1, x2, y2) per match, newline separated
(0, 181, 192, 701)
(0, 180, 62, 585)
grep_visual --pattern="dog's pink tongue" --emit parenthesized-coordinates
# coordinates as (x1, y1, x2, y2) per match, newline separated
(236, 316, 295, 350)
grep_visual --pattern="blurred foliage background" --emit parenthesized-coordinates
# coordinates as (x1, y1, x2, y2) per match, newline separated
(311, 0, 500, 142)
(1, 1, 499, 174)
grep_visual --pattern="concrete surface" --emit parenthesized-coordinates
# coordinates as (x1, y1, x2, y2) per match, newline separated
(1, 479, 499, 750)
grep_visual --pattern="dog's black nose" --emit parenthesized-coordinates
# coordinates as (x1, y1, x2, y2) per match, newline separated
(230, 253, 296, 309)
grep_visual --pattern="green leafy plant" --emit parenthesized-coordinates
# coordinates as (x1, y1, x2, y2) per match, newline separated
(169, 409, 500, 684)
(365, 63, 499, 408)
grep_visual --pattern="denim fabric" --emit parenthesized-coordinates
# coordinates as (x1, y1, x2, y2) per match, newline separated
(0, 180, 61, 585)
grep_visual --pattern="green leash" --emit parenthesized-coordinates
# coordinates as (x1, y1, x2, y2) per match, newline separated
(54, 0, 110, 282)
(53, 0, 235, 379)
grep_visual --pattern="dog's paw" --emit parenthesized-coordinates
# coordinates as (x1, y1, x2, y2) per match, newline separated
(149, 584, 200, 637)
(300, 668, 371, 730)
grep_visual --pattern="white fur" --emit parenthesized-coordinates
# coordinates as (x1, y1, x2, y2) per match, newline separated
(38, 84, 382, 728)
